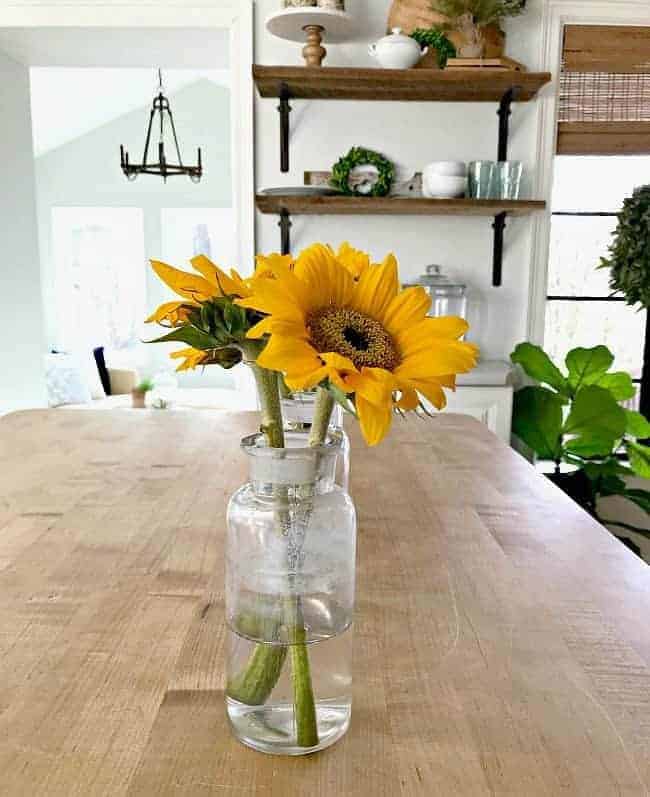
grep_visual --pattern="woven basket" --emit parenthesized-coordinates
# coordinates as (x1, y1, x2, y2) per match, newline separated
(387, 0, 505, 58)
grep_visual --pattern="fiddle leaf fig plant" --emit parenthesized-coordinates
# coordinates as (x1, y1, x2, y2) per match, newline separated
(600, 184, 650, 308)
(511, 342, 650, 541)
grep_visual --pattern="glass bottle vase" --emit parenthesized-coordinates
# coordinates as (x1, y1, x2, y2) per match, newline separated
(225, 431, 357, 755)
(281, 391, 351, 491)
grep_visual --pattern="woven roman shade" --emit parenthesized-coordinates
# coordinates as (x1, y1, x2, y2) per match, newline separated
(557, 25, 650, 155)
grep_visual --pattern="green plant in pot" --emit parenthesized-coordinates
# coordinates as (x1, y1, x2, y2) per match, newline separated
(431, 0, 525, 58)
(600, 184, 650, 308)
(132, 378, 155, 409)
(511, 342, 650, 547)
(410, 27, 457, 67)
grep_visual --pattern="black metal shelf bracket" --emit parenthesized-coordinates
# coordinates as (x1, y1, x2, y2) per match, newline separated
(492, 86, 520, 285)
(492, 212, 507, 287)
(279, 208, 292, 255)
(278, 83, 292, 173)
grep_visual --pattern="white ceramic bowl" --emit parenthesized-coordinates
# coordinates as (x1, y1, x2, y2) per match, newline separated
(424, 161, 467, 178)
(422, 174, 467, 199)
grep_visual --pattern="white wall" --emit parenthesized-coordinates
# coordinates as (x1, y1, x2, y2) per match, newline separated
(0, 51, 47, 411)
(254, 0, 548, 361)
(34, 75, 235, 388)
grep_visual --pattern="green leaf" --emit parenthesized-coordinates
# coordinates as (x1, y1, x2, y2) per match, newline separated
(562, 385, 626, 454)
(627, 440, 650, 478)
(564, 434, 618, 458)
(223, 302, 247, 338)
(622, 487, 650, 514)
(596, 371, 636, 401)
(512, 386, 563, 461)
(510, 342, 567, 394)
(146, 326, 221, 350)
(565, 346, 615, 394)
(206, 347, 242, 370)
(625, 409, 650, 439)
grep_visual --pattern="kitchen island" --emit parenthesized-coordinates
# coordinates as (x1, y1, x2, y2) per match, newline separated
(0, 410, 647, 795)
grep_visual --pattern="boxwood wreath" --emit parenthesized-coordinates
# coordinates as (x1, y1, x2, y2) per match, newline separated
(330, 147, 394, 197)
(600, 184, 650, 308)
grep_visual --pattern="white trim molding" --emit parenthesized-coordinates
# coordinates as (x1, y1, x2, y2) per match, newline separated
(527, 0, 650, 345)
(0, 0, 255, 270)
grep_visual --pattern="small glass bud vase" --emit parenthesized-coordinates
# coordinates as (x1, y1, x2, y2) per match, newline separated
(226, 432, 357, 755)
(281, 391, 351, 491)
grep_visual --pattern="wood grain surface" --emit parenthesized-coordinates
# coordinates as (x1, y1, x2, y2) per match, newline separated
(253, 65, 551, 102)
(255, 195, 547, 217)
(0, 409, 648, 796)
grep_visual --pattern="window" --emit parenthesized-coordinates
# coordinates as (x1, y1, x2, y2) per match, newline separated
(544, 24, 650, 416)
(544, 156, 650, 411)
(52, 207, 146, 358)
(160, 207, 236, 268)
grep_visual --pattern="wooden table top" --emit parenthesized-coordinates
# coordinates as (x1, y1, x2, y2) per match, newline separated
(0, 409, 648, 796)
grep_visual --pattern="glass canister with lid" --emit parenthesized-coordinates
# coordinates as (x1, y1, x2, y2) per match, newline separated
(405, 264, 468, 319)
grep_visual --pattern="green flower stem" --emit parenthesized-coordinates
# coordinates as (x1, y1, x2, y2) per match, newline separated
(227, 620, 288, 705)
(286, 600, 318, 748)
(247, 360, 285, 448)
(309, 388, 335, 448)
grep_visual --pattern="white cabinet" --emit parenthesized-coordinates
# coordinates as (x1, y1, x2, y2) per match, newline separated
(442, 385, 514, 443)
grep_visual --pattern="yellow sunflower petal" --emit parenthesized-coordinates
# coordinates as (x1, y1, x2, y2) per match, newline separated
(256, 253, 294, 276)
(395, 387, 420, 411)
(395, 340, 478, 380)
(320, 352, 359, 393)
(285, 367, 330, 392)
(294, 244, 355, 309)
(151, 260, 217, 303)
(351, 253, 400, 321)
(398, 317, 470, 354)
(169, 347, 207, 372)
(382, 286, 431, 338)
(257, 335, 322, 378)
(145, 301, 190, 325)
(400, 376, 449, 410)
(337, 242, 370, 279)
(345, 367, 396, 406)
(237, 267, 312, 321)
(247, 316, 310, 341)
(190, 255, 245, 297)
(356, 394, 393, 446)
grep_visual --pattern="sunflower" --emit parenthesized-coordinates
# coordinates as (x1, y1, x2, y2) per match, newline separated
(237, 244, 478, 445)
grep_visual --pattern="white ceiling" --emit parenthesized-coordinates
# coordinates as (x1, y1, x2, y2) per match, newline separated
(0, 26, 229, 68)
(29, 68, 230, 156)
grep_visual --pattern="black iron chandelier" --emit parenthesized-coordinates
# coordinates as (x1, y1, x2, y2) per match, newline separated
(120, 69, 202, 183)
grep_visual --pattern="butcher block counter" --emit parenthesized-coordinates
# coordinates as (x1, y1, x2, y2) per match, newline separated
(0, 410, 648, 796)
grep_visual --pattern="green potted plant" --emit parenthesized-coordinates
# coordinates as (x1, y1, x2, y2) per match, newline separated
(510, 343, 650, 548)
(600, 184, 650, 308)
(132, 378, 154, 409)
(410, 27, 457, 68)
(431, 0, 525, 58)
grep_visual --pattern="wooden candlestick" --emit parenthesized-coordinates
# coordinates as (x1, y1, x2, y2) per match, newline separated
(302, 24, 326, 67)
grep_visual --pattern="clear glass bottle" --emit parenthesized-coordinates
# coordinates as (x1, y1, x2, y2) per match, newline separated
(281, 391, 351, 491)
(406, 264, 468, 320)
(226, 432, 357, 756)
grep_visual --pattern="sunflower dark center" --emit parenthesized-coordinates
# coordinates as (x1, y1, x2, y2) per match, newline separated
(307, 306, 400, 371)
(343, 326, 369, 351)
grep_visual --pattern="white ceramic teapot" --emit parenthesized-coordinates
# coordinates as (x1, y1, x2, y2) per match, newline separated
(368, 28, 427, 69)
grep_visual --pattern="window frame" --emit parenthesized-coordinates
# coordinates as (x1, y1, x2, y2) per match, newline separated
(545, 208, 650, 416)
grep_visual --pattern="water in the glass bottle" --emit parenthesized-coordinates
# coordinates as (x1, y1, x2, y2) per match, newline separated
(226, 623, 352, 755)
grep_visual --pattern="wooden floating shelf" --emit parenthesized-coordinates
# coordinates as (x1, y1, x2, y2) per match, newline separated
(256, 195, 547, 217)
(253, 65, 552, 103)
